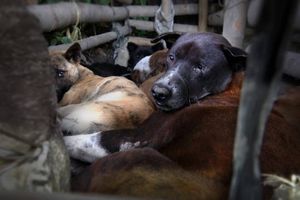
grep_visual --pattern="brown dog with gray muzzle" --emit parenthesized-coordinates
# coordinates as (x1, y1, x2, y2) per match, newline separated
(51, 43, 154, 140)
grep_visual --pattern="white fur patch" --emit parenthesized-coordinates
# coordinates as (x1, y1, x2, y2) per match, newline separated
(63, 132, 108, 163)
(58, 105, 102, 135)
(119, 141, 141, 151)
(96, 91, 128, 102)
(133, 56, 151, 82)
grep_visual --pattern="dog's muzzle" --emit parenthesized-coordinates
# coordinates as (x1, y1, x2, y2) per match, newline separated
(151, 71, 188, 111)
(151, 84, 172, 106)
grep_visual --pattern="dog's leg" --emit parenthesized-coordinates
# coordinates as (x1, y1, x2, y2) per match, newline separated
(63, 132, 108, 163)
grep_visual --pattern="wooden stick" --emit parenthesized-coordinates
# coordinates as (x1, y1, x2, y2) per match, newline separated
(129, 19, 198, 33)
(48, 25, 131, 53)
(28, 3, 199, 32)
(198, 0, 208, 32)
(128, 36, 153, 46)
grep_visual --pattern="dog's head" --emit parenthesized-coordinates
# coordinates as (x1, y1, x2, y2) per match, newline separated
(151, 33, 247, 111)
(127, 42, 164, 69)
(50, 43, 83, 101)
(131, 49, 168, 85)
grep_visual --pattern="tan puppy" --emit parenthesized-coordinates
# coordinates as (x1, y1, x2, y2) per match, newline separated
(51, 43, 154, 136)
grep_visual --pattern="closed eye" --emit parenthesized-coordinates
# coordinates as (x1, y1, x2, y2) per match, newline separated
(193, 64, 205, 73)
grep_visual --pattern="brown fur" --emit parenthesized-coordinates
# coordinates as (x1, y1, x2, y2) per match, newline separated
(273, 86, 300, 132)
(131, 49, 168, 85)
(74, 74, 300, 199)
(72, 148, 225, 200)
(148, 49, 168, 77)
(51, 43, 154, 135)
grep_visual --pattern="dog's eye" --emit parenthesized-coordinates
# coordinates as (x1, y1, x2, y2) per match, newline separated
(193, 64, 205, 73)
(168, 54, 175, 61)
(55, 69, 65, 78)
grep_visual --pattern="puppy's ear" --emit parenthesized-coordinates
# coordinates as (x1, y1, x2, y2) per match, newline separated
(127, 42, 138, 52)
(222, 45, 248, 72)
(151, 42, 165, 52)
(64, 43, 81, 63)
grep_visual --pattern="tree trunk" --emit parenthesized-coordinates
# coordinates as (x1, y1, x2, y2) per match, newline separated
(0, 0, 69, 192)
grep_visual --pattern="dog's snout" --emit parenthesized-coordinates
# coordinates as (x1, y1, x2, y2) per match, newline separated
(152, 84, 171, 104)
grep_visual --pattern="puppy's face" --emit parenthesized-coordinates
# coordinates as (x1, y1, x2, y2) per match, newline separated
(50, 43, 82, 101)
(152, 33, 247, 111)
(127, 42, 164, 69)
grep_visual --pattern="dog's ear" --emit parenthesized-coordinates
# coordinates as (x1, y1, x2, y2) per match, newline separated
(151, 42, 165, 52)
(221, 45, 248, 72)
(151, 32, 182, 49)
(127, 42, 138, 52)
(64, 43, 81, 63)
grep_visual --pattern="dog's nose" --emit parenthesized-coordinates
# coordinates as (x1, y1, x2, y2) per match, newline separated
(152, 84, 171, 104)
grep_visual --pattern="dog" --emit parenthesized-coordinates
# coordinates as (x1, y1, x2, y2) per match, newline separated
(151, 32, 247, 111)
(127, 41, 165, 69)
(66, 74, 300, 199)
(50, 43, 154, 137)
(72, 148, 225, 200)
(131, 49, 168, 85)
(83, 62, 132, 79)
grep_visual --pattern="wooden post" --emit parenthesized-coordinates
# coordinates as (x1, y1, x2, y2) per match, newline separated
(229, 0, 298, 200)
(0, 0, 69, 191)
(198, 0, 208, 32)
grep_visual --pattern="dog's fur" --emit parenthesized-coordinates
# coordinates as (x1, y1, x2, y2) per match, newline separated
(68, 74, 300, 199)
(51, 43, 154, 139)
(127, 41, 165, 69)
(151, 32, 247, 111)
(83, 62, 132, 79)
(72, 148, 225, 200)
(131, 49, 168, 85)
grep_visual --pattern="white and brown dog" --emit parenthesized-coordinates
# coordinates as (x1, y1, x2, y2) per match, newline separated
(51, 43, 154, 138)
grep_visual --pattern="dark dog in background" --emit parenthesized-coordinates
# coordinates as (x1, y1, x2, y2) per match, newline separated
(151, 32, 247, 111)
(127, 41, 165, 69)
(83, 62, 132, 79)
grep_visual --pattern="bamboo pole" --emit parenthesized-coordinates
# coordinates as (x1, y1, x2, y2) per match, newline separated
(128, 36, 153, 46)
(129, 19, 198, 33)
(198, 0, 208, 32)
(48, 25, 131, 53)
(27, 3, 199, 32)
